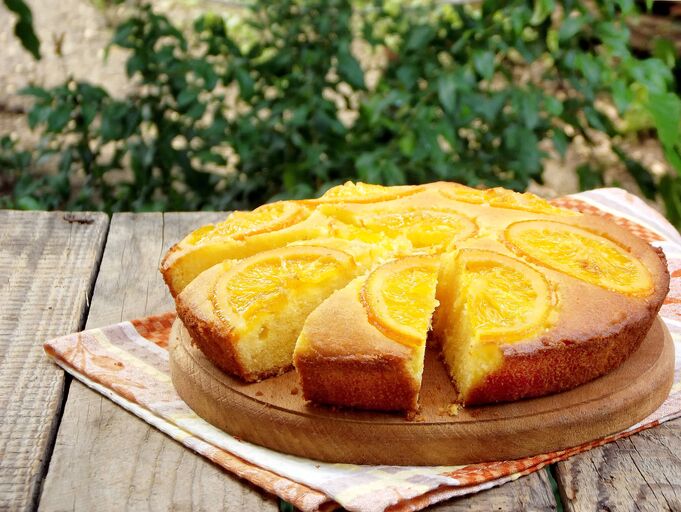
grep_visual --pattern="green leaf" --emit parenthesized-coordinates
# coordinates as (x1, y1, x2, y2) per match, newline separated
(4, 0, 40, 59)
(552, 130, 569, 158)
(473, 50, 495, 80)
(337, 44, 365, 90)
(576, 54, 601, 84)
(611, 80, 630, 113)
(613, 146, 657, 199)
(652, 38, 677, 70)
(437, 74, 457, 115)
(234, 67, 254, 100)
(81, 101, 98, 127)
(576, 163, 604, 191)
(396, 65, 417, 89)
(356, 151, 381, 183)
(405, 25, 434, 51)
(125, 54, 144, 78)
(16, 195, 43, 210)
(544, 96, 563, 116)
(177, 88, 198, 109)
(518, 93, 539, 129)
(531, 0, 555, 25)
(646, 93, 681, 151)
(46, 104, 71, 132)
(186, 101, 206, 120)
(558, 16, 586, 42)
(27, 104, 50, 129)
(660, 175, 681, 228)
(583, 106, 612, 134)
(19, 85, 50, 100)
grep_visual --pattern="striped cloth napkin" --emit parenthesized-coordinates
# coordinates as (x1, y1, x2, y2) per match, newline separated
(44, 188, 681, 512)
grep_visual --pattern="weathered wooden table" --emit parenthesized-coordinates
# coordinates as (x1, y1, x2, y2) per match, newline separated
(2, 210, 680, 511)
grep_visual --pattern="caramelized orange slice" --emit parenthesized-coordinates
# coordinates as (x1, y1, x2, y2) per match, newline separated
(361, 256, 440, 347)
(504, 220, 653, 296)
(485, 188, 577, 216)
(456, 249, 552, 343)
(438, 183, 486, 204)
(355, 208, 477, 252)
(212, 246, 355, 324)
(305, 181, 423, 204)
(188, 201, 310, 244)
(441, 185, 576, 216)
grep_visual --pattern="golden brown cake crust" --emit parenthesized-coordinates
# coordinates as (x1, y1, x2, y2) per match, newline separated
(160, 242, 182, 296)
(295, 354, 420, 411)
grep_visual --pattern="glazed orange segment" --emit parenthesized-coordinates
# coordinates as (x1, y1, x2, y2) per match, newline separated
(504, 220, 653, 296)
(305, 181, 423, 204)
(360, 208, 477, 253)
(440, 185, 576, 216)
(212, 246, 355, 325)
(187, 201, 310, 244)
(485, 188, 577, 216)
(361, 256, 440, 347)
(438, 182, 486, 204)
(456, 249, 552, 343)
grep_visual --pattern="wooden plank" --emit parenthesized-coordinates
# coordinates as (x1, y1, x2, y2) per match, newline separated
(0, 211, 109, 512)
(555, 418, 681, 511)
(39, 212, 278, 512)
(432, 470, 557, 511)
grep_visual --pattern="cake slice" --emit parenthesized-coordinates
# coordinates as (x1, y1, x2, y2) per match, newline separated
(434, 247, 555, 404)
(176, 245, 358, 381)
(294, 256, 440, 412)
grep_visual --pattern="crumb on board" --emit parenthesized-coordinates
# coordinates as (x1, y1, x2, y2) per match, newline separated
(255, 391, 264, 397)
(405, 409, 425, 422)
(290, 387, 299, 395)
(438, 403, 461, 417)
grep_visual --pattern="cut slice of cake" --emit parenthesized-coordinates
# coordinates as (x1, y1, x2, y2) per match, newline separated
(434, 247, 555, 404)
(294, 256, 440, 412)
(175, 245, 358, 381)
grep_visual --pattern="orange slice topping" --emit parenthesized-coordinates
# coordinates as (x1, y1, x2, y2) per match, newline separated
(456, 249, 552, 343)
(485, 188, 577, 215)
(441, 185, 576, 216)
(187, 201, 310, 244)
(212, 246, 355, 324)
(305, 181, 423, 204)
(438, 183, 486, 204)
(354, 208, 477, 253)
(504, 220, 653, 296)
(361, 256, 440, 347)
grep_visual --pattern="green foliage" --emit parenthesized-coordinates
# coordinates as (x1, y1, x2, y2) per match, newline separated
(3, 0, 40, 59)
(576, 163, 604, 191)
(2, 0, 681, 223)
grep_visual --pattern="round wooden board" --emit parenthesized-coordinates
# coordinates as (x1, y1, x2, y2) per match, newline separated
(169, 318, 674, 466)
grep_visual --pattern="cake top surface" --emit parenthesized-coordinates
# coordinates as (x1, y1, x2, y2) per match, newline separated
(166, 181, 669, 353)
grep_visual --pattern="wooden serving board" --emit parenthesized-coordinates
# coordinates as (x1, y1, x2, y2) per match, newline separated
(169, 318, 674, 466)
